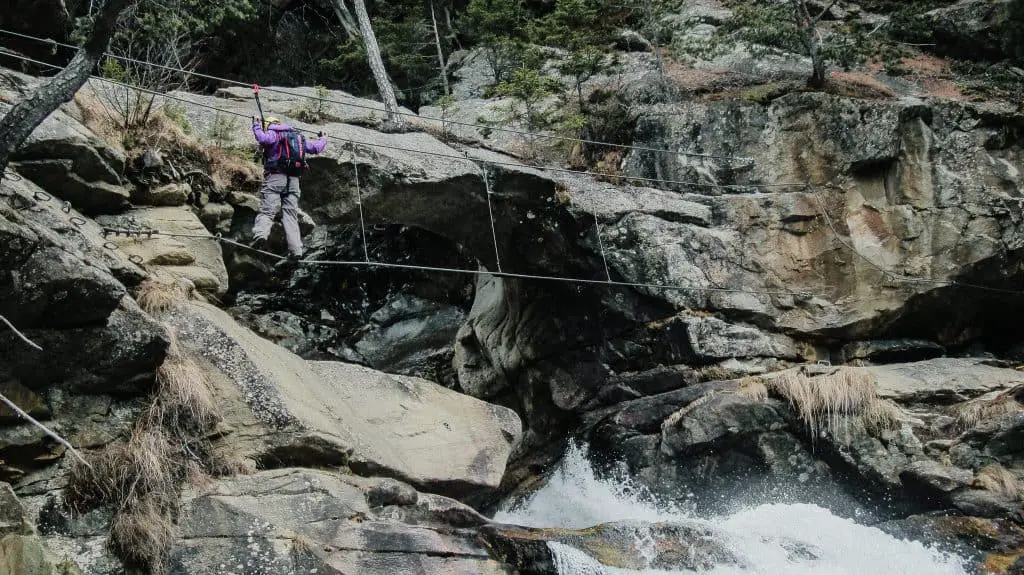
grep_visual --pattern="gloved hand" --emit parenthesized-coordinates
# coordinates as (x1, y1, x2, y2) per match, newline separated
(317, 131, 324, 138)
(253, 116, 259, 126)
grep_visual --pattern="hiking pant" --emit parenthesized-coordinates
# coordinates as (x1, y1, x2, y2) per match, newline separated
(252, 173, 303, 256)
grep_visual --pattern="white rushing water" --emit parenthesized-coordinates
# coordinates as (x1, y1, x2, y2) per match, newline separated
(494, 443, 971, 575)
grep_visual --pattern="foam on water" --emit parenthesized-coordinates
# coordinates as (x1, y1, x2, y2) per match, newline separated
(495, 443, 970, 575)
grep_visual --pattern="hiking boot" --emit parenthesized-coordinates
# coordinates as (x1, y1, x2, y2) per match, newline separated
(248, 236, 267, 251)
(274, 252, 302, 271)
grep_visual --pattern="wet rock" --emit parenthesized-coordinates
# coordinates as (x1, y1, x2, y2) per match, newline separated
(876, 514, 1024, 571)
(661, 393, 787, 456)
(350, 295, 465, 378)
(900, 460, 973, 495)
(840, 340, 945, 364)
(479, 520, 740, 573)
(950, 488, 1022, 519)
(162, 301, 521, 501)
(587, 380, 737, 434)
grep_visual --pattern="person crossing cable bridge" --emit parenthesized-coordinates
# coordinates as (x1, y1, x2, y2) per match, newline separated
(248, 116, 327, 270)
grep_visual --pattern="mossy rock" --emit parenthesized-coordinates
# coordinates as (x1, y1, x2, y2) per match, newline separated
(0, 535, 83, 575)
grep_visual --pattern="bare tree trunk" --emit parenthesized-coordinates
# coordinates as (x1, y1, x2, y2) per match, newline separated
(444, 6, 463, 51)
(795, 0, 837, 88)
(430, 1, 450, 97)
(329, 0, 361, 41)
(0, 0, 131, 176)
(808, 42, 826, 88)
(348, 0, 403, 129)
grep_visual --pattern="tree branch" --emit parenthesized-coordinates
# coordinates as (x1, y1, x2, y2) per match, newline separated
(811, 0, 841, 28)
(0, 314, 91, 468)
(0, 0, 132, 175)
(0, 313, 42, 351)
(0, 393, 91, 468)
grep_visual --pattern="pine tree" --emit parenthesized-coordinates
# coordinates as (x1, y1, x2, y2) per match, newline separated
(680, 0, 869, 89)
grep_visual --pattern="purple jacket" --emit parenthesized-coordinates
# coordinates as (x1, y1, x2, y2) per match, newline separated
(253, 123, 327, 174)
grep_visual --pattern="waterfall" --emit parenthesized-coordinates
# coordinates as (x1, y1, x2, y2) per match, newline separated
(495, 443, 970, 575)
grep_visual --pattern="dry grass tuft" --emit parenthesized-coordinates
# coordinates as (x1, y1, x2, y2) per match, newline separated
(73, 91, 127, 151)
(206, 145, 262, 190)
(136, 280, 191, 314)
(954, 388, 1023, 430)
(972, 464, 1024, 501)
(108, 497, 178, 571)
(206, 452, 258, 477)
(64, 323, 229, 572)
(737, 376, 768, 401)
(767, 367, 877, 435)
(64, 425, 175, 512)
(862, 398, 905, 436)
(148, 330, 219, 433)
(65, 447, 128, 512)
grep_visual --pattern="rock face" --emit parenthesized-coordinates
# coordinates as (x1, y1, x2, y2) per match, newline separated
(0, 172, 169, 482)
(347, 294, 466, 378)
(169, 469, 511, 575)
(169, 83, 1024, 454)
(161, 301, 521, 501)
(925, 0, 1018, 61)
(2, 15, 1024, 568)
(97, 207, 230, 296)
(0, 74, 129, 216)
(588, 359, 1024, 524)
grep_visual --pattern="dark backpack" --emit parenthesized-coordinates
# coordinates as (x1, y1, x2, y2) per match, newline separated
(267, 130, 306, 177)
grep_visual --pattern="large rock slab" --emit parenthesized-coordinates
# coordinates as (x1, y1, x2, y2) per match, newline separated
(96, 207, 229, 296)
(169, 468, 511, 575)
(0, 180, 169, 397)
(682, 315, 805, 362)
(867, 358, 1024, 404)
(162, 301, 521, 500)
(0, 172, 146, 287)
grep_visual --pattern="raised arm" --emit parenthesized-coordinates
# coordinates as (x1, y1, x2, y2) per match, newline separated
(304, 132, 328, 155)
(252, 121, 280, 147)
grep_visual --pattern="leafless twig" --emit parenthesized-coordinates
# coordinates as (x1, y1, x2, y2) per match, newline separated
(0, 393, 91, 467)
(0, 313, 42, 351)
(0, 314, 91, 467)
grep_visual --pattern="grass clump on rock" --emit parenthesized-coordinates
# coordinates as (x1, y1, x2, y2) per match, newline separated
(757, 367, 906, 441)
(65, 321, 226, 573)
